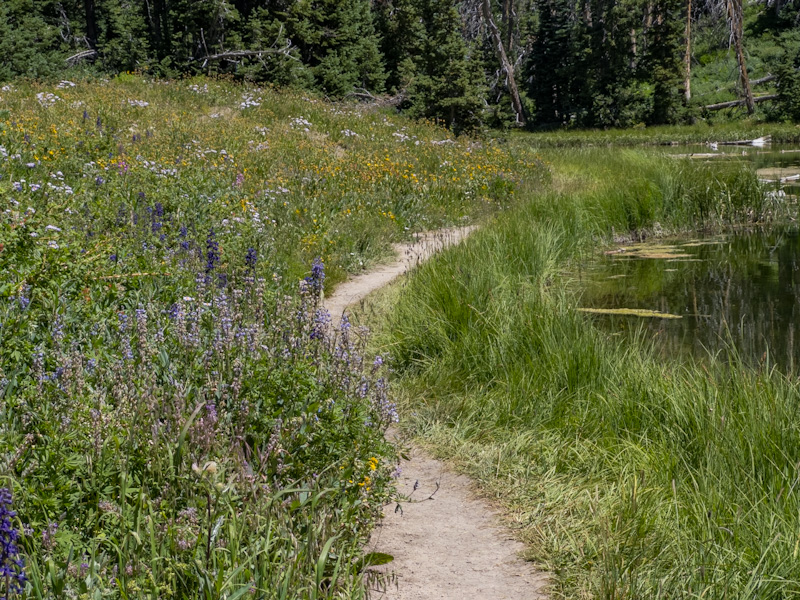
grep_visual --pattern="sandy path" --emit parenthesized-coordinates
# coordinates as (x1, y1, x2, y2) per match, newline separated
(323, 227, 549, 600)
(324, 226, 476, 324)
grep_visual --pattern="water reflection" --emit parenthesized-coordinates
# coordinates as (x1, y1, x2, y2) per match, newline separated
(577, 228, 800, 372)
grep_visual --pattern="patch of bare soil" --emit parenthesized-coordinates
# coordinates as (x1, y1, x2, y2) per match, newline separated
(323, 226, 549, 600)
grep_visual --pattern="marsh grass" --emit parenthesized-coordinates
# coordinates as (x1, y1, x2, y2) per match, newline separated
(516, 121, 800, 148)
(380, 151, 800, 598)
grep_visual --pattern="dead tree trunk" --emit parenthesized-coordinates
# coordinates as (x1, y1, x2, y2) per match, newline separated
(684, 0, 692, 101)
(480, 0, 526, 125)
(704, 94, 776, 110)
(726, 0, 754, 113)
(83, 0, 97, 50)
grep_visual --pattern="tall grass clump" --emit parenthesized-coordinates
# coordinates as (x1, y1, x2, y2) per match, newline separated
(382, 153, 800, 598)
(532, 148, 786, 238)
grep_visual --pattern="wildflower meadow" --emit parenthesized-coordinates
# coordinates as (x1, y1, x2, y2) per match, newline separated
(0, 75, 546, 598)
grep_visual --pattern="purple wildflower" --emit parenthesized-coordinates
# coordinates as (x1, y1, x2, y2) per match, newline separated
(245, 247, 257, 272)
(0, 489, 27, 595)
(205, 229, 220, 274)
(311, 308, 331, 340)
(304, 258, 325, 298)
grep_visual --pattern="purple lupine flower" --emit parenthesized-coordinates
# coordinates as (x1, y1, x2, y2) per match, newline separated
(42, 521, 58, 550)
(245, 247, 257, 272)
(83, 110, 89, 121)
(52, 315, 64, 341)
(0, 488, 27, 595)
(16, 286, 30, 311)
(304, 258, 325, 297)
(118, 313, 133, 361)
(205, 229, 220, 274)
(95, 176, 105, 186)
(234, 172, 245, 188)
(311, 308, 331, 340)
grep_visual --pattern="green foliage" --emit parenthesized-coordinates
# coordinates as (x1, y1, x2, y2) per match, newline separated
(774, 32, 800, 121)
(279, 0, 386, 97)
(0, 0, 70, 81)
(381, 149, 800, 597)
(0, 78, 544, 597)
(388, 0, 486, 132)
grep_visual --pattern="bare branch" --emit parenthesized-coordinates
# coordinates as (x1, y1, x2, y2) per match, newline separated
(704, 94, 777, 110)
(65, 49, 97, 65)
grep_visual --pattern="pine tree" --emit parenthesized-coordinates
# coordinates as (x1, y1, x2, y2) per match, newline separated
(281, 0, 386, 96)
(648, 0, 686, 124)
(382, 0, 485, 131)
(527, 0, 582, 125)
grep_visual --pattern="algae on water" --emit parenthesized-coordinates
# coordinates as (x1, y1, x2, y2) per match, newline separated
(577, 307, 682, 319)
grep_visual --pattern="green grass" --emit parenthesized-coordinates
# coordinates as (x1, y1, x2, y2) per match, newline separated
(377, 150, 800, 598)
(516, 121, 800, 148)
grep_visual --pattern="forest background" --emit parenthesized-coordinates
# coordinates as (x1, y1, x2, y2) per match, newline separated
(2, 0, 800, 131)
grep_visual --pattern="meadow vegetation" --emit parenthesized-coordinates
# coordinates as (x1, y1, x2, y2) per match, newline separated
(380, 148, 800, 598)
(517, 121, 800, 147)
(0, 76, 544, 598)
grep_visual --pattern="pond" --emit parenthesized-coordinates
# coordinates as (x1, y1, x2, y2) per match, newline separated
(659, 143, 800, 189)
(573, 143, 800, 371)
(575, 227, 800, 372)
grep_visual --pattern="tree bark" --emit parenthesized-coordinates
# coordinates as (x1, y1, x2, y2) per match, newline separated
(83, 0, 97, 50)
(704, 94, 777, 110)
(480, 0, 526, 125)
(726, 0, 755, 113)
(684, 0, 692, 102)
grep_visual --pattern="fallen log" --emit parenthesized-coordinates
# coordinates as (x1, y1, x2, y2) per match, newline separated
(704, 94, 778, 111)
(65, 49, 97, 65)
(751, 73, 776, 86)
(718, 135, 771, 146)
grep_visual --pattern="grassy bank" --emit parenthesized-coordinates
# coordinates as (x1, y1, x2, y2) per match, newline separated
(518, 121, 800, 148)
(0, 77, 547, 597)
(379, 152, 800, 598)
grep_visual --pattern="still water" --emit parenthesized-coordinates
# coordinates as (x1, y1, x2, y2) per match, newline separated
(576, 228, 800, 372)
(576, 144, 800, 371)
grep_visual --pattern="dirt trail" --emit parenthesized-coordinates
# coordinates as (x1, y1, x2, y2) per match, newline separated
(323, 227, 549, 600)
(324, 226, 476, 324)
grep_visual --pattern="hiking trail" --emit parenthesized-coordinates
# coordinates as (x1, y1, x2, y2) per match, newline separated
(323, 226, 549, 600)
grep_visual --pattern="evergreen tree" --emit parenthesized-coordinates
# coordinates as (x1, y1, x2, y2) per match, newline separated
(527, 0, 582, 125)
(382, 0, 485, 131)
(281, 0, 386, 96)
(0, 0, 71, 80)
(647, 0, 686, 124)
